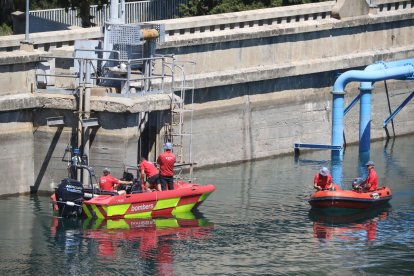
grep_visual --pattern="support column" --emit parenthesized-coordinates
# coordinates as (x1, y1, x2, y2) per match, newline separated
(359, 87, 372, 153)
(83, 60, 92, 187)
(331, 92, 345, 158)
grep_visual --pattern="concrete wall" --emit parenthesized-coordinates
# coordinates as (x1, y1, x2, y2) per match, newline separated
(1, 2, 414, 195)
(186, 80, 414, 167)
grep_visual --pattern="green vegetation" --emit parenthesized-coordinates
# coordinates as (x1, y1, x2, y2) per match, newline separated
(179, 0, 330, 16)
(0, 23, 13, 36)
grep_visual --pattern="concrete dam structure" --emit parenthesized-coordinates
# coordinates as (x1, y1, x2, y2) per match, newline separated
(1, 0, 414, 196)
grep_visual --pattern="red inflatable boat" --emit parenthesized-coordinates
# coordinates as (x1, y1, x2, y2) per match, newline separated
(309, 184, 392, 210)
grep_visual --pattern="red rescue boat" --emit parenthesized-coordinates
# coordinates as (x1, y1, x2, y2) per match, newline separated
(52, 165, 215, 219)
(82, 181, 215, 219)
(309, 184, 392, 210)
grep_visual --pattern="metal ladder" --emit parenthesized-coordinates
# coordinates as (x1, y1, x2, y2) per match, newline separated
(164, 58, 196, 178)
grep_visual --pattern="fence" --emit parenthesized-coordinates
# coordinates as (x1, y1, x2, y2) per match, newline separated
(30, 0, 189, 27)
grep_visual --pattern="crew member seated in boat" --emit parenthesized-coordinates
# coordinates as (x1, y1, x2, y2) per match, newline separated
(157, 142, 176, 191)
(313, 167, 333, 191)
(139, 157, 161, 192)
(99, 168, 132, 195)
(364, 161, 378, 192)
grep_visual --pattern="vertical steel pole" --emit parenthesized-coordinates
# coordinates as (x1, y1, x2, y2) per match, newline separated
(83, 60, 92, 187)
(77, 60, 84, 182)
(25, 0, 30, 42)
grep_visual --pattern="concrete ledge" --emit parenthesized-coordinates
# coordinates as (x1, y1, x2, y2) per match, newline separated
(184, 45, 414, 89)
(0, 93, 173, 113)
(159, 10, 414, 47)
(0, 50, 45, 65)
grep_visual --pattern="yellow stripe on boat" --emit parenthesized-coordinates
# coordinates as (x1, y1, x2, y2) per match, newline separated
(154, 197, 180, 210)
(155, 218, 179, 228)
(124, 211, 152, 219)
(106, 203, 131, 217)
(173, 211, 196, 220)
(83, 205, 93, 218)
(106, 219, 130, 229)
(91, 204, 105, 219)
(172, 203, 197, 214)
(198, 192, 211, 202)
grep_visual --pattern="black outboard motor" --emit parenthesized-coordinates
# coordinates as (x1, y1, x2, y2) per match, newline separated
(352, 177, 366, 191)
(55, 178, 84, 217)
(119, 171, 143, 194)
(130, 179, 143, 193)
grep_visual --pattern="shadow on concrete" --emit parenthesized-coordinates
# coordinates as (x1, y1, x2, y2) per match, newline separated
(31, 126, 63, 193)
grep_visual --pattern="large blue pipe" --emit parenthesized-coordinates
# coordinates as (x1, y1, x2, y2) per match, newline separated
(359, 88, 371, 152)
(332, 64, 414, 155)
(358, 58, 414, 152)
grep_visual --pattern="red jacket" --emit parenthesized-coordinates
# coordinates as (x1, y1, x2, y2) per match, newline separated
(314, 173, 332, 189)
(157, 150, 176, 177)
(140, 160, 159, 178)
(365, 168, 378, 191)
(99, 175, 120, 191)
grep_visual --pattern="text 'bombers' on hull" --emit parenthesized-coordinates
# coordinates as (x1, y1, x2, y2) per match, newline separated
(309, 184, 392, 211)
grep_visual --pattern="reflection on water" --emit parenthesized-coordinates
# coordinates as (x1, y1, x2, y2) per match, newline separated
(309, 205, 391, 242)
(50, 212, 213, 274)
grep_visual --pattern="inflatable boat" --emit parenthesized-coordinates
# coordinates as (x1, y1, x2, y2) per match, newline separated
(308, 184, 392, 211)
(52, 165, 215, 219)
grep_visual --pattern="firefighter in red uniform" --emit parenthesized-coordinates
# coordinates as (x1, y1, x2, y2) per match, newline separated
(364, 161, 378, 191)
(157, 142, 176, 191)
(313, 167, 333, 191)
(139, 157, 161, 191)
(99, 168, 131, 195)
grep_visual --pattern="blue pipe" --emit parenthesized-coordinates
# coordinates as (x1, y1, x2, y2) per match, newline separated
(358, 59, 414, 151)
(383, 91, 414, 127)
(332, 93, 344, 157)
(359, 88, 371, 152)
(333, 65, 414, 93)
(332, 64, 414, 155)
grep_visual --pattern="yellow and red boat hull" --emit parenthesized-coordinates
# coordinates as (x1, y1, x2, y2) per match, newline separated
(83, 181, 215, 219)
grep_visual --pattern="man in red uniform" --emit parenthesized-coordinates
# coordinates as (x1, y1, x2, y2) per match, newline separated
(313, 167, 333, 191)
(99, 168, 131, 195)
(139, 157, 161, 191)
(364, 161, 378, 191)
(157, 142, 176, 191)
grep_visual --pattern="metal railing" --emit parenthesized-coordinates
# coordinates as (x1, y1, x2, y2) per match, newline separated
(35, 53, 183, 96)
(30, 0, 189, 27)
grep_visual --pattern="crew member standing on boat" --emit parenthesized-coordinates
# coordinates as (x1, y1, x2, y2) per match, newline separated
(314, 167, 333, 191)
(157, 142, 176, 191)
(364, 161, 378, 191)
(139, 157, 161, 192)
(99, 168, 131, 195)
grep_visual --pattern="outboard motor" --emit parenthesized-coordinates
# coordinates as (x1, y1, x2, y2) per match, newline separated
(130, 179, 143, 194)
(119, 171, 143, 193)
(352, 177, 365, 191)
(55, 178, 84, 217)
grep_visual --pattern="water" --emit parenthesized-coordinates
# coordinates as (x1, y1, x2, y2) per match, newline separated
(1, 136, 414, 275)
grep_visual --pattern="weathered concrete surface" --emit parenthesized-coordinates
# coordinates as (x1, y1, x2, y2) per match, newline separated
(332, 0, 370, 19)
(0, 123, 34, 195)
(186, 80, 414, 167)
(0, 93, 173, 113)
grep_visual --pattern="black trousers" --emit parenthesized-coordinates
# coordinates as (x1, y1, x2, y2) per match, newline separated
(159, 175, 174, 191)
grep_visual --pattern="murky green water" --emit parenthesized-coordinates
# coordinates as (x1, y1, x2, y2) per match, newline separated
(1, 136, 414, 275)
